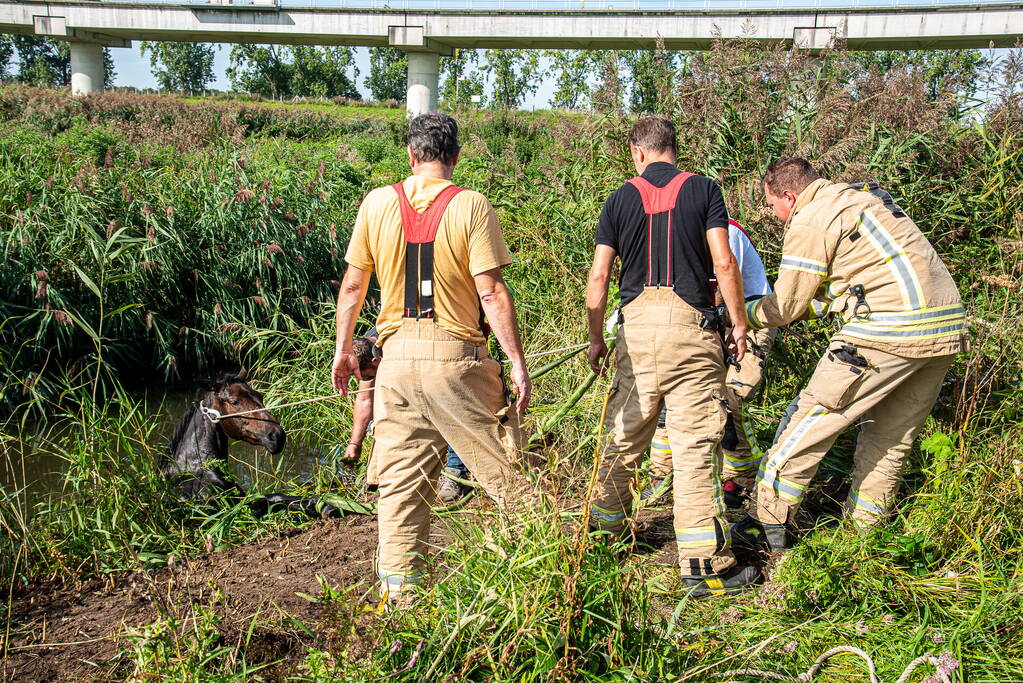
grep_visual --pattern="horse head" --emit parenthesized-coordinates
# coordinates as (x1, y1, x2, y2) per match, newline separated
(199, 367, 286, 454)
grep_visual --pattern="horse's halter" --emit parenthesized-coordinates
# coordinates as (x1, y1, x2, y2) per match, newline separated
(199, 401, 224, 425)
(199, 399, 276, 425)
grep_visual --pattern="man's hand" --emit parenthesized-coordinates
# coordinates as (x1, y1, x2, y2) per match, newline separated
(726, 324, 748, 364)
(342, 443, 361, 462)
(331, 350, 362, 395)
(588, 338, 609, 376)
(509, 361, 532, 416)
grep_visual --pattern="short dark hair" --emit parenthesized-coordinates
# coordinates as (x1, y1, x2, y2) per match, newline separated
(407, 113, 460, 166)
(352, 336, 376, 373)
(763, 157, 822, 195)
(627, 116, 677, 155)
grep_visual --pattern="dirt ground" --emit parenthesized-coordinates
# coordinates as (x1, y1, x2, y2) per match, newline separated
(2, 490, 795, 682)
(2, 515, 380, 682)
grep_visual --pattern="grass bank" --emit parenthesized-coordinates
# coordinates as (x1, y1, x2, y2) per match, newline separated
(2, 43, 1022, 680)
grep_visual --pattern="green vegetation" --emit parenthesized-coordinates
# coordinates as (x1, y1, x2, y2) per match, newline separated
(140, 41, 218, 94)
(2, 42, 1022, 681)
(226, 44, 362, 100)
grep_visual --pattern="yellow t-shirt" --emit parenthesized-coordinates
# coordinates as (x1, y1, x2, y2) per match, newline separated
(344, 175, 512, 345)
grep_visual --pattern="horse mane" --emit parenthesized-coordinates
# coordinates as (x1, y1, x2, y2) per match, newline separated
(165, 399, 201, 461)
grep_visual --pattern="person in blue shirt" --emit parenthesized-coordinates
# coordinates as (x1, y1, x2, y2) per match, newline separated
(643, 219, 777, 508)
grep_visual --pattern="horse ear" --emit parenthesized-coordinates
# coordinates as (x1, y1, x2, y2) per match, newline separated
(198, 378, 216, 391)
(237, 366, 248, 381)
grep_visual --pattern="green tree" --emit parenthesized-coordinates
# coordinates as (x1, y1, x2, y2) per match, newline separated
(621, 47, 685, 113)
(0, 35, 13, 78)
(291, 46, 360, 98)
(12, 36, 115, 87)
(440, 48, 483, 107)
(848, 49, 986, 100)
(227, 44, 290, 98)
(139, 42, 216, 93)
(482, 49, 542, 109)
(365, 47, 407, 102)
(227, 44, 359, 99)
(546, 49, 602, 110)
(592, 51, 625, 114)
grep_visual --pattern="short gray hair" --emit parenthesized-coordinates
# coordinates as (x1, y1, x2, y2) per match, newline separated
(352, 336, 376, 372)
(407, 113, 460, 166)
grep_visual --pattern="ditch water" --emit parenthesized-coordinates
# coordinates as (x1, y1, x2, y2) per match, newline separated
(0, 389, 347, 507)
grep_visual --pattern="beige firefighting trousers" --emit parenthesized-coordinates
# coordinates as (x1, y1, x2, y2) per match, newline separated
(753, 343, 953, 526)
(591, 288, 735, 577)
(371, 319, 537, 595)
(650, 326, 777, 483)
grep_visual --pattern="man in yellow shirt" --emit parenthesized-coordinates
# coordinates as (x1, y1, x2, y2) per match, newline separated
(331, 113, 537, 603)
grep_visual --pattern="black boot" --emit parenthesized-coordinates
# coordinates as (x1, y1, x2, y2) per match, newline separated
(722, 479, 747, 509)
(730, 514, 790, 552)
(683, 565, 761, 598)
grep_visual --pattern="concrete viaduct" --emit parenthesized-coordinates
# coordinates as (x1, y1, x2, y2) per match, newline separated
(1, 0, 1021, 115)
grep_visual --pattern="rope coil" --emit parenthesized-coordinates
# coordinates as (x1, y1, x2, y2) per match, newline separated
(716, 647, 955, 683)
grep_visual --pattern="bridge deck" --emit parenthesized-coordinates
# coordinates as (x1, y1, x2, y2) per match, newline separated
(1, 0, 1020, 50)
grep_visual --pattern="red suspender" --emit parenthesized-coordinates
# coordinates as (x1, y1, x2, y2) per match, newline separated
(627, 172, 693, 214)
(729, 218, 754, 248)
(392, 182, 465, 318)
(626, 172, 694, 288)
(393, 183, 464, 244)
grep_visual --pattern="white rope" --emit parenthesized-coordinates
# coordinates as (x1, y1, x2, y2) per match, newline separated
(203, 338, 610, 423)
(715, 647, 955, 683)
(200, 387, 373, 423)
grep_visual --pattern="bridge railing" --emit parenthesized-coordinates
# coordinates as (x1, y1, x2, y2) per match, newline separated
(97, 0, 1014, 10)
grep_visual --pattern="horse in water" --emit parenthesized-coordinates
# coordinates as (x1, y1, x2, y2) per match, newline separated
(162, 368, 343, 518)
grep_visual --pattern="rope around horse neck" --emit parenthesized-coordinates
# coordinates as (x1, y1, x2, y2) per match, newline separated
(201, 339, 607, 424)
(200, 387, 374, 424)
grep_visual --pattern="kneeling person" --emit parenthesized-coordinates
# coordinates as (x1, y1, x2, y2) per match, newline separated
(342, 333, 473, 504)
(645, 219, 778, 507)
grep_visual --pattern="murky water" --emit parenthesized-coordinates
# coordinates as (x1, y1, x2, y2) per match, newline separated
(0, 389, 348, 505)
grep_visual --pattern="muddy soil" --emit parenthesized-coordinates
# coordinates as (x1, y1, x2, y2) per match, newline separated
(3, 515, 380, 682)
(3, 489, 804, 682)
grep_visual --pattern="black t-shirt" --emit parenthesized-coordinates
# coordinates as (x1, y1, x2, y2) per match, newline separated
(595, 162, 729, 319)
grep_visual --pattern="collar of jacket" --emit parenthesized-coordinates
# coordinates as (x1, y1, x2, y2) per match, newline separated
(786, 178, 833, 229)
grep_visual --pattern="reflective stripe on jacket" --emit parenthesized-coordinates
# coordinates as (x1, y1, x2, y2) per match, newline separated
(746, 179, 967, 358)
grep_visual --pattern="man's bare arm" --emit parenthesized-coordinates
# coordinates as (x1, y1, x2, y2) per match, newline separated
(331, 265, 371, 394)
(586, 244, 616, 375)
(474, 267, 530, 415)
(343, 378, 375, 460)
(706, 226, 747, 362)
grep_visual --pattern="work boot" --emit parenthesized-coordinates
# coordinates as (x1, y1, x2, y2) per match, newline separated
(730, 514, 790, 552)
(640, 476, 670, 503)
(438, 467, 471, 504)
(682, 565, 761, 598)
(722, 478, 748, 509)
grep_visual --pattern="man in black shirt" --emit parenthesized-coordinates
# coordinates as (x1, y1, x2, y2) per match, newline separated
(586, 116, 759, 597)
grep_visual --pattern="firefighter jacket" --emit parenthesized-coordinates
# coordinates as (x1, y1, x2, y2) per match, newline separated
(746, 179, 967, 358)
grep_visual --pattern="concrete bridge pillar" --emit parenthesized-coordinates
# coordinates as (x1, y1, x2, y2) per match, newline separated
(70, 42, 104, 95)
(406, 52, 439, 118)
